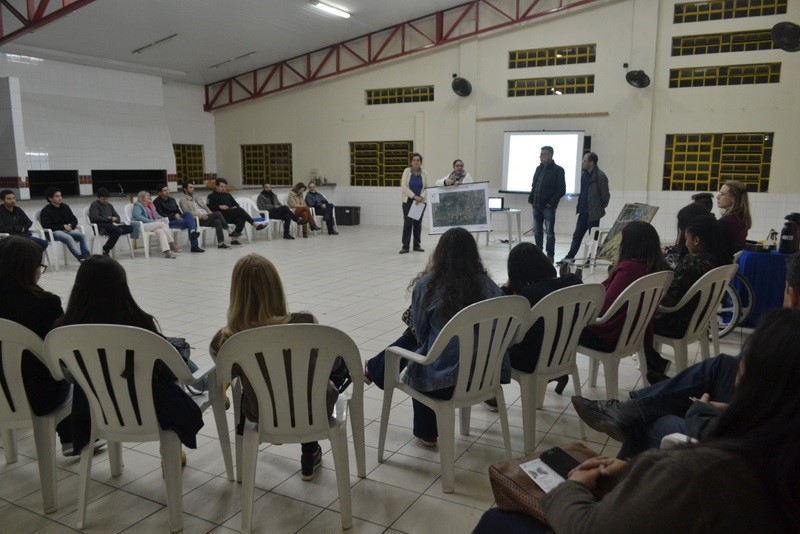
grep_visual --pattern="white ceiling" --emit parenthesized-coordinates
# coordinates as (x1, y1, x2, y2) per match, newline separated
(0, 0, 470, 85)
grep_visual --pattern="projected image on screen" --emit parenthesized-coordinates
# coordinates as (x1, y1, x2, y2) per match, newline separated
(502, 131, 584, 194)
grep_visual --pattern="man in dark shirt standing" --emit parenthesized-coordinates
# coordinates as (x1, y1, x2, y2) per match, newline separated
(153, 184, 203, 252)
(527, 146, 566, 263)
(206, 178, 266, 242)
(562, 152, 610, 262)
(0, 189, 48, 250)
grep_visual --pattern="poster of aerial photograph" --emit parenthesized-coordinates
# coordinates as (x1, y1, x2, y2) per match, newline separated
(427, 182, 491, 234)
(597, 203, 659, 261)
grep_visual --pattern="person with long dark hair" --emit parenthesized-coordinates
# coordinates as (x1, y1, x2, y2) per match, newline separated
(579, 221, 670, 382)
(0, 236, 76, 454)
(502, 242, 582, 392)
(476, 308, 800, 533)
(402, 227, 504, 444)
(58, 255, 203, 457)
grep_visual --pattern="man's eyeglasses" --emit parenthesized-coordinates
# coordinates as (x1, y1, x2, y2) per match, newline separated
(39, 264, 47, 273)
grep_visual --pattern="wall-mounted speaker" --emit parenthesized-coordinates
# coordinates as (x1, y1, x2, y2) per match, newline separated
(772, 22, 800, 52)
(451, 74, 472, 97)
(625, 70, 651, 88)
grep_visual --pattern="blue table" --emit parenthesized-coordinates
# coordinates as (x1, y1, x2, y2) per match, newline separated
(737, 250, 789, 327)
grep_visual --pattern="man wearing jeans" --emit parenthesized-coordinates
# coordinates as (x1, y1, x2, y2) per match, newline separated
(527, 146, 565, 263)
(153, 184, 203, 253)
(40, 187, 90, 261)
(0, 189, 48, 250)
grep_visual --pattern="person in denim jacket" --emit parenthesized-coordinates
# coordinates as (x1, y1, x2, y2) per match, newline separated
(402, 227, 505, 445)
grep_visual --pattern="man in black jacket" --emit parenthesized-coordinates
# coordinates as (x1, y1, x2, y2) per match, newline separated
(40, 187, 90, 260)
(256, 182, 306, 240)
(527, 146, 565, 262)
(206, 178, 266, 242)
(153, 184, 203, 252)
(0, 189, 48, 250)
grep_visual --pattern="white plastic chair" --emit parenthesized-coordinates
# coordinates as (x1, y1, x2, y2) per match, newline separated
(378, 295, 530, 493)
(123, 203, 158, 258)
(583, 227, 611, 275)
(214, 324, 366, 532)
(655, 264, 738, 372)
(235, 197, 268, 241)
(0, 319, 71, 514)
(710, 265, 739, 357)
(511, 284, 606, 454)
(578, 270, 674, 399)
(81, 206, 133, 258)
(43, 325, 234, 532)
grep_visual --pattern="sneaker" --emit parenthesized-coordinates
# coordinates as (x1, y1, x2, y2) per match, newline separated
(218, 243, 231, 249)
(230, 239, 242, 246)
(283, 234, 295, 240)
(300, 444, 322, 481)
(328, 230, 339, 236)
(190, 246, 205, 253)
(399, 247, 410, 254)
(413, 246, 425, 252)
(62, 438, 107, 457)
(164, 251, 177, 259)
(571, 396, 639, 442)
(483, 398, 499, 412)
(417, 437, 438, 448)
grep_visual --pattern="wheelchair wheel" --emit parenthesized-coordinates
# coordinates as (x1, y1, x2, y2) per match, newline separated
(732, 272, 755, 326)
(717, 285, 742, 338)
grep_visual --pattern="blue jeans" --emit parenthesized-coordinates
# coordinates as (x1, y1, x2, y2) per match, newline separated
(532, 206, 556, 257)
(619, 354, 739, 458)
(168, 212, 199, 247)
(28, 235, 48, 249)
(566, 212, 599, 259)
(51, 229, 90, 260)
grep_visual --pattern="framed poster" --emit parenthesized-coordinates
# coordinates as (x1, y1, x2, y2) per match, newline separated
(427, 181, 490, 235)
(597, 203, 659, 261)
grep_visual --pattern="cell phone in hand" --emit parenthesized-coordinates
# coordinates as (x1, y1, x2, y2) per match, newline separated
(540, 447, 581, 479)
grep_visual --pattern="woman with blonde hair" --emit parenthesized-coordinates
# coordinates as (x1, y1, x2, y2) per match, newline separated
(716, 179, 751, 247)
(286, 182, 320, 237)
(132, 190, 180, 258)
(210, 253, 324, 480)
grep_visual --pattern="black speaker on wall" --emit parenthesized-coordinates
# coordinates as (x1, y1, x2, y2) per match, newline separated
(625, 70, 651, 88)
(451, 74, 472, 97)
(771, 22, 800, 52)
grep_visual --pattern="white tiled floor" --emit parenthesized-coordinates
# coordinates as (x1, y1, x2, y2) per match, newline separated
(0, 226, 749, 533)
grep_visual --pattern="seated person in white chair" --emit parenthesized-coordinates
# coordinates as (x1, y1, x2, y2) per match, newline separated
(179, 182, 233, 249)
(0, 189, 48, 250)
(88, 188, 136, 256)
(40, 187, 90, 261)
(304, 182, 338, 235)
(153, 184, 203, 253)
(131, 190, 181, 259)
(256, 182, 307, 240)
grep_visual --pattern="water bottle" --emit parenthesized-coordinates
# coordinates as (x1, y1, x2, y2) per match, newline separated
(779, 220, 796, 254)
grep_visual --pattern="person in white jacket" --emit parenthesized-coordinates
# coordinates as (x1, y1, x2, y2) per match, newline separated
(400, 152, 429, 253)
(435, 159, 474, 187)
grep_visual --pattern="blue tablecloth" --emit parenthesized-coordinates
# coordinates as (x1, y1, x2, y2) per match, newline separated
(737, 250, 789, 327)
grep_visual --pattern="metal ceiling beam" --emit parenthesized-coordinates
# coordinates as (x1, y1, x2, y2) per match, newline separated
(205, 0, 602, 111)
(0, 0, 98, 45)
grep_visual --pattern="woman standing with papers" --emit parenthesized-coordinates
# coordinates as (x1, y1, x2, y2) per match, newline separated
(400, 152, 429, 254)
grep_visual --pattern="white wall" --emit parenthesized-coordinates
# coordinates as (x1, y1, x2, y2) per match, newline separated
(0, 55, 216, 182)
(212, 0, 800, 243)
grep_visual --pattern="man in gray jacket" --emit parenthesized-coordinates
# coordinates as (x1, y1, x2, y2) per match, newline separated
(562, 152, 610, 262)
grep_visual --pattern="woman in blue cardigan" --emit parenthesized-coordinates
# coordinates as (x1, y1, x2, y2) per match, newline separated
(132, 190, 180, 259)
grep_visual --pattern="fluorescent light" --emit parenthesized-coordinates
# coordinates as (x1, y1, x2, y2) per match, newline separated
(209, 51, 257, 70)
(313, 2, 350, 18)
(132, 33, 180, 55)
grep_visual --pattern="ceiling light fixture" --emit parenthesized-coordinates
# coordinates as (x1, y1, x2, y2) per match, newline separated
(209, 51, 257, 70)
(131, 33, 180, 55)
(313, 2, 350, 19)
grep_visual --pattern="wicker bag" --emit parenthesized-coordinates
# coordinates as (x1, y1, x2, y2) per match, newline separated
(488, 442, 598, 523)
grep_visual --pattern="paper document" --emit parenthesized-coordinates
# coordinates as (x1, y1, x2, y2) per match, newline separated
(407, 201, 425, 221)
(518, 458, 567, 493)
